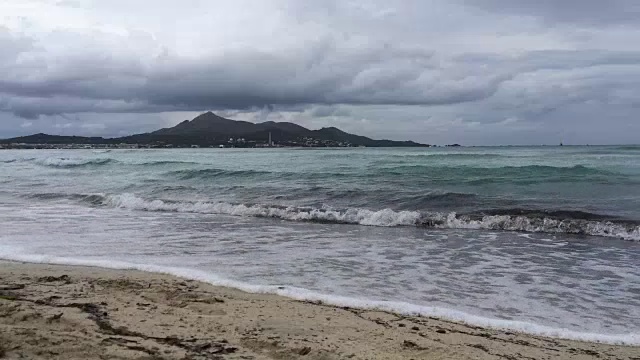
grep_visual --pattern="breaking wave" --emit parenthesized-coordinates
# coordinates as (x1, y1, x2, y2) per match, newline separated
(37, 157, 117, 168)
(418, 212, 640, 241)
(99, 193, 421, 227)
(79, 193, 640, 241)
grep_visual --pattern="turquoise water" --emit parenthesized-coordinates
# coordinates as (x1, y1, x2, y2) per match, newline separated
(0, 146, 639, 343)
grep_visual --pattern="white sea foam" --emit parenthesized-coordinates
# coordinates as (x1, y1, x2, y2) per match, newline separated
(97, 193, 640, 241)
(0, 249, 638, 345)
(431, 212, 640, 241)
(101, 193, 422, 227)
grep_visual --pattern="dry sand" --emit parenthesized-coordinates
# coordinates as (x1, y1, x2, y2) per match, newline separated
(0, 261, 638, 360)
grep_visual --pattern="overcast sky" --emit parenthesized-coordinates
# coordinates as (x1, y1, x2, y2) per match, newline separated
(1, 0, 639, 145)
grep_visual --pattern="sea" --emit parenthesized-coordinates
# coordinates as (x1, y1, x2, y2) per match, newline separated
(1, 146, 639, 344)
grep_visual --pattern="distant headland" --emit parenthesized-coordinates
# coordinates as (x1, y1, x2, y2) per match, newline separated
(0, 112, 430, 149)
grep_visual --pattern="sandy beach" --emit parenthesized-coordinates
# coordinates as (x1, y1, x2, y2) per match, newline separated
(0, 261, 637, 360)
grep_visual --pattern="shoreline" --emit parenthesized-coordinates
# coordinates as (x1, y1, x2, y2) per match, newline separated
(2, 254, 638, 345)
(1, 261, 638, 359)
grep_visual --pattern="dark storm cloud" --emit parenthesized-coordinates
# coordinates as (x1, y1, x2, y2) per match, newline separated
(142, 45, 503, 109)
(0, 38, 509, 118)
(465, 0, 640, 26)
(4, 42, 640, 121)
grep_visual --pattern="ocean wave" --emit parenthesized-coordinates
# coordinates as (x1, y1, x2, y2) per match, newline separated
(24, 193, 77, 201)
(474, 208, 624, 222)
(160, 164, 625, 185)
(1, 157, 36, 164)
(418, 191, 478, 201)
(24, 193, 109, 204)
(37, 158, 201, 168)
(168, 168, 289, 180)
(0, 251, 637, 345)
(382, 164, 615, 177)
(419, 213, 640, 241)
(83, 193, 640, 241)
(318, 188, 477, 204)
(37, 157, 117, 168)
(99, 193, 421, 227)
(138, 160, 200, 166)
(391, 153, 507, 159)
(377, 164, 631, 186)
(611, 145, 640, 151)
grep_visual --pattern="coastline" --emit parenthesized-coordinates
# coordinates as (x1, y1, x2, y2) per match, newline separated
(1, 261, 637, 359)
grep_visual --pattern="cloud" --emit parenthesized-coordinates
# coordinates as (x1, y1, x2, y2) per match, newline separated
(0, 0, 639, 144)
(0, 34, 508, 117)
(464, 0, 640, 26)
(0, 27, 34, 64)
(309, 105, 351, 118)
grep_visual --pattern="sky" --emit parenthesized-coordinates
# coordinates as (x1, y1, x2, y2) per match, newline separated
(1, 0, 639, 145)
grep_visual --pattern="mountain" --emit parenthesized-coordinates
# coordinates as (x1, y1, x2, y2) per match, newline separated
(1, 112, 430, 147)
(310, 127, 425, 147)
(1, 133, 109, 144)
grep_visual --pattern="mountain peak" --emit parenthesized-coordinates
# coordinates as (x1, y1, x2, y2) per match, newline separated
(191, 111, 226, 123)
(153, 112, 258, 136)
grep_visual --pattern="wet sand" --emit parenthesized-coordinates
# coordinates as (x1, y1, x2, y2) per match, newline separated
(0, 261, 637, 359)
